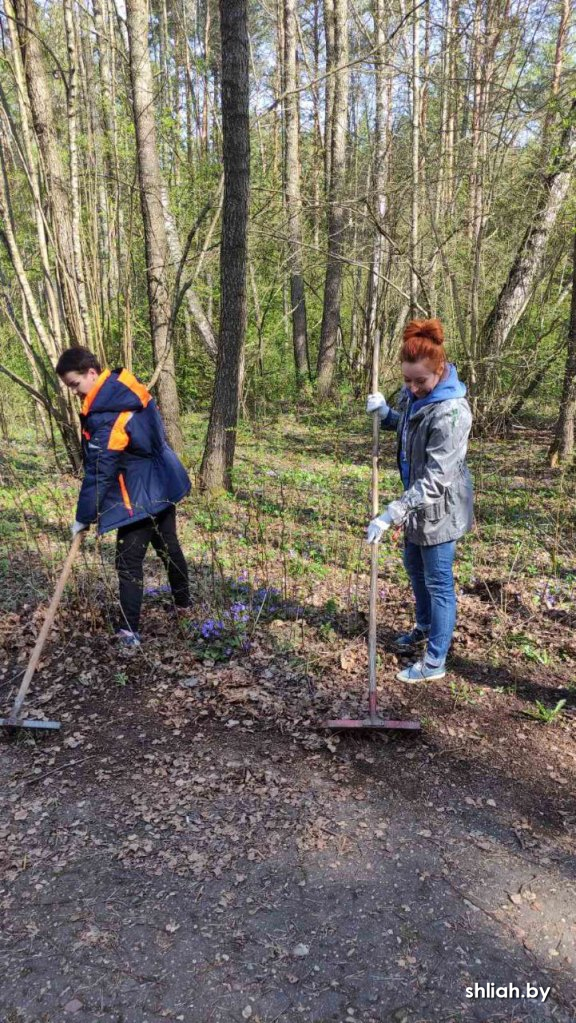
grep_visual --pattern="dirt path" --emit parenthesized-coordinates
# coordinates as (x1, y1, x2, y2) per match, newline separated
(2, 675, 575, 1023)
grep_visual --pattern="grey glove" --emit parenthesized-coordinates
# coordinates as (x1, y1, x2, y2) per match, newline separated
(366, 509, 394, 544)
(71, 520, 89, 537)
(366, 391, 390, 419)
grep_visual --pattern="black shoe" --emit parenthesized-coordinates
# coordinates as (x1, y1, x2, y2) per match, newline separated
(392, 627, 429, 653)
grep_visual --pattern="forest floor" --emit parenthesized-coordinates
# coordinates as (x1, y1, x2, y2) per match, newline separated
(1, 409, 576, 1023)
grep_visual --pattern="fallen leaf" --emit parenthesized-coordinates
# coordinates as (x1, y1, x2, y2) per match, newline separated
(292, 943, 310, 958)
(64, 999, 83, 1014)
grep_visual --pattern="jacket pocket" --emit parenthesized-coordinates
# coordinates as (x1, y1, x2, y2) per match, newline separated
(418, 497, 446, 522)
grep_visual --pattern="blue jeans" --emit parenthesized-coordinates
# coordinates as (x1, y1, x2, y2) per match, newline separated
(403, 540, 457, 667)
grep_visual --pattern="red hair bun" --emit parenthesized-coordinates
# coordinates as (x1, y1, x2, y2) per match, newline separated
(404, 318, 444, 346)
(401, 318, 446, 371)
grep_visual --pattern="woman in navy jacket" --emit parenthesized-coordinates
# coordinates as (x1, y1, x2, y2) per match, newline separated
(57, 347, 191, 647)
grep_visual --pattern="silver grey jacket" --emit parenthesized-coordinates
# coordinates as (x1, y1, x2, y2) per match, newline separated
(383, 392, 474, 546)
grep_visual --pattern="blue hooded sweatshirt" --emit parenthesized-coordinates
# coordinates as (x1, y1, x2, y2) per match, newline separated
(398, 363, 467, 490)
(76, 368, 191, 534)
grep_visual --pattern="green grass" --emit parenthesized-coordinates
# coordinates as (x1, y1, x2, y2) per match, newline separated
(523, 699, 567, 724)
(1, 411, 575, 655)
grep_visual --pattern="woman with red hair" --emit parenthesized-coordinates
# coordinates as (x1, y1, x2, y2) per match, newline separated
(366, 319, 473, 683)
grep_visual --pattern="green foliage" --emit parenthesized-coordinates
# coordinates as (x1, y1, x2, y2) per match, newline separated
(523, 699, 567, 724)
(0, 0, 574, 439)
(1, 409, 575, 743)
(507, 632, 553, 666)
(449, 680, 479, 706)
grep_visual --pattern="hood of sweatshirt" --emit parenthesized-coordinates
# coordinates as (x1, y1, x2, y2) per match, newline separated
(405, 363, 467, 416)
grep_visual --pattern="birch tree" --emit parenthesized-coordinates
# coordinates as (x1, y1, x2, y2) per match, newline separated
(549, 225, 576, 466)
(361, 0, 390, 372)
(479, 98, 576, 414)
(410, 0, 421, 317)
(283, 0, 309, 386)
(63, 0, 91, 348)
(11, 0, 87, 348)
(316, 0, 348, 396)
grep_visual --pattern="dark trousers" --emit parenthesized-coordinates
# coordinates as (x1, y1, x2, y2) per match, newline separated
(115, 505, 190, 632)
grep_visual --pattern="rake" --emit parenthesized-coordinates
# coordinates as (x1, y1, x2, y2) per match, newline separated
(0, 532, 84, 732)
(324, 331, 421, 734)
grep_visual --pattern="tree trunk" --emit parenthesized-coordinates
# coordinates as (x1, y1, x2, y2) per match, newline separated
(468, 0, 490, 384)
(542, 0, 570, 148)
(126, 0, 183, 452)
(12, 0, 86, 347)
(364, 0, 388, 351)
(428, 0, 453, 316)
(181, 0, 194, 164)
(410, 0, 421, 316)
(316, 0, 348, 397)
(311, 0, 322, 251)
(283, 0, 309, 386)
(159, 184, 218, 360)
(4, 0, 62, 350)
(272, 0, 283, 181)
(93, 0, 121, 307)
(200, 0, 250, 491)
(63, 0, 91, 347)
(323, 0, 335, 197)
(479, 98, 576, 384)
(0, 144, 81, 467)
(445, 0, 459, 212)
(549, 226, 576, 466)
(202, 0, 212, 155)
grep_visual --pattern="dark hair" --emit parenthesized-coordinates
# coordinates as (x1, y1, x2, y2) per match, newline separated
(401, 318, 446, 373)
(55, 347, 102, 377)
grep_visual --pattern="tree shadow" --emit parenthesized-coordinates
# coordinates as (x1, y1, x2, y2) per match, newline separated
(281, 429, 375, 466)
(233, 487, 326, 528)
(335, 672, 576, 892)
(449, 652, 575, 708)
(544, 607, 576, 630)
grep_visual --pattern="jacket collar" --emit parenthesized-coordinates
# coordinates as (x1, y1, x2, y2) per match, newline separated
(81, 369, 111, 415)
(401, 364, 466, 420)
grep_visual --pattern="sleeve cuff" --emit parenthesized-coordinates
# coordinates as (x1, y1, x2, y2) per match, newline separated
(386, 500, 405, 524)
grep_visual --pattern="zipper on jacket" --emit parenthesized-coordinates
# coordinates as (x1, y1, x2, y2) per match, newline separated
(118, 472, 133, 516)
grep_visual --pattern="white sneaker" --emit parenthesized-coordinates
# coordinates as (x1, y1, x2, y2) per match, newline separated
(114, 628, 141, 649)
(396, 659, 446, 683)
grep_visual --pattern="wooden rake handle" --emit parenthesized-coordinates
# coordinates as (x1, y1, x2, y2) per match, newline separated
(368, 330, 381, 720)
(8, 531, 84, 725)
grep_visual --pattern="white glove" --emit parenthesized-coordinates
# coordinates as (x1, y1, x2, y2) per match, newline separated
(71, 520, 89, 537)
(366, 509, 394, 544)
(366, 392, 389, 418)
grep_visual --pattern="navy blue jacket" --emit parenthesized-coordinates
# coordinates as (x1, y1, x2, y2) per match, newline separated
(76, 368, 191, 535)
